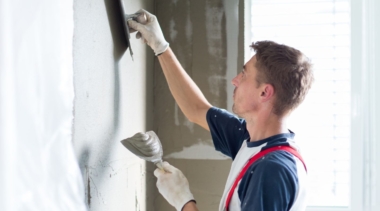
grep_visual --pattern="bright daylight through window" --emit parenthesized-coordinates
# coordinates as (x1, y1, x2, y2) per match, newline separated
(249, 0, 351, 208)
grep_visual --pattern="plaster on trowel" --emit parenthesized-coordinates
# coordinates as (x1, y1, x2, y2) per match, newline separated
(119, 0, 145, 60)
(121, 131, 165, 170)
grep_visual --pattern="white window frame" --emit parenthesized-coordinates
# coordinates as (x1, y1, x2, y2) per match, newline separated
(244, 0, 380, 210)
(352, 0, 380, 211)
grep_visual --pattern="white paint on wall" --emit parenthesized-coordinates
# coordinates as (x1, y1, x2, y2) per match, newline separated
(223, 0, 240, 113)
(174, 102, 195, 133)
(169, 19, 178, 41)
(185, 2, 193, 43)
(205, 3, 224, 57)
(208, 75, 226, 97)
(165, 142, 229, 160)
(183, 119, 195, 133)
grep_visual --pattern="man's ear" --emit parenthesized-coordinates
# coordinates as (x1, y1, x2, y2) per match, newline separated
(260, 84, 274, 102)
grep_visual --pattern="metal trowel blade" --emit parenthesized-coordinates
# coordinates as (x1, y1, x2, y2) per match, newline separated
(119, 0, 138, 60)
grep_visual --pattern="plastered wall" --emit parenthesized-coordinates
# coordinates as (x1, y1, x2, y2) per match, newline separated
(72, 0, 155, 210)
(154, 0, 244, 210)
(72, 0, 243, 210)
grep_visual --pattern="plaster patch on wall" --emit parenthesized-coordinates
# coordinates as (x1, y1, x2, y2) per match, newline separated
(205, 3, 224, 57)
(164, 141, 229, 160)
(174, 102, 194, 133)
(183, 119, 194, 133)
(185, 2, 192, 44)
(174, 102, 180, 126)
(169, 19, 177, 41)
(208, 75, 226, 97)
(223, 0, 239, 112)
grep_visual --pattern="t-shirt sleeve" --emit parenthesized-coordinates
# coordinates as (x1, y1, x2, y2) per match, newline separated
(206, 107, 250, 159)
(238, 151, 298, 211)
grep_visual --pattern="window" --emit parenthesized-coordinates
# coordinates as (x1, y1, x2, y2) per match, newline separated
(247, 0, 351, 208)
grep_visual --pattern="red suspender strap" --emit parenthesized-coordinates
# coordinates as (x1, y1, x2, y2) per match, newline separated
(224, 145, 307, 211)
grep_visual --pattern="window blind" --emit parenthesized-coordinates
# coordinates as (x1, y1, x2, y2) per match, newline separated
(249, 0, 351, 207)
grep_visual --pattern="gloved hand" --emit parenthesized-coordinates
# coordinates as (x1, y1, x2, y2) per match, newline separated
(128, 9, 169, 56)
(154, 162, 195, 211)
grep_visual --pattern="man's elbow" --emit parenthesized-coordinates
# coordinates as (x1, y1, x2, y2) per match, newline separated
(186, 115, 198, 124)
(186, 105, 211, 129)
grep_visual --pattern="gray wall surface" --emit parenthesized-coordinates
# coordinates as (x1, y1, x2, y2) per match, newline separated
(154, 0, 244, 210)
(72, 0, 155, 210)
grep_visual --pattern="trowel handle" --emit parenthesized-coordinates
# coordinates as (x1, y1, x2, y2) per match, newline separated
(155, 161, 165, 172)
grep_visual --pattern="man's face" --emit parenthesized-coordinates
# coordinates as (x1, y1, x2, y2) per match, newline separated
(231, 55, 262, 117)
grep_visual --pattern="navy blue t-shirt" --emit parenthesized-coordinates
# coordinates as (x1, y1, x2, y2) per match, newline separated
(206, 107, 303, 211)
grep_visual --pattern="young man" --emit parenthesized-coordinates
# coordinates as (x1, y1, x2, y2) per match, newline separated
(128, 9, 314, 211)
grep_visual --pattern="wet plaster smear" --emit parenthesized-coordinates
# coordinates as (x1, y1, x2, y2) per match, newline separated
(72, 0, 242, 210)
(155, 0, 243, 210)
(72, 0, 155, 211)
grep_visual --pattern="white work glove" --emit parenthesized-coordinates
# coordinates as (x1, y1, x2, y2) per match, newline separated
(128, 9, 169, 56)
(154, 162, 195, 211)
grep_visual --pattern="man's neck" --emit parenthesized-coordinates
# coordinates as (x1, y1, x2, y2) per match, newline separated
(245, 113, 288, 142)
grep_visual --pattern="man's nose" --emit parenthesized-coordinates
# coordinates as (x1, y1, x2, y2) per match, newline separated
(231, 75, 239, 87)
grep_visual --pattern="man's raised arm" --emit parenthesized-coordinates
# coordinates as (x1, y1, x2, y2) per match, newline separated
(128, 9, 211, 130)
(157, 48, 211, 130)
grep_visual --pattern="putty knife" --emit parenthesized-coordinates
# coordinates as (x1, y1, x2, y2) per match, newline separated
(121, 131, 165, 171)
(119, 0, 140, 60)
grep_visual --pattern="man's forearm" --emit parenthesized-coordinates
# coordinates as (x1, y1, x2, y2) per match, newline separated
(182, 201, 199, 211)
(158, 48, 211, 130)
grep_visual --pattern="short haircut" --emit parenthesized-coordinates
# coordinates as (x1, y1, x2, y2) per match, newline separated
(250, 41, 314, 116)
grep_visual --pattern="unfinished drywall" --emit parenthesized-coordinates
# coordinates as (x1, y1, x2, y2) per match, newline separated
(154, 0, 244, 210)
(72, 0, 155, 210)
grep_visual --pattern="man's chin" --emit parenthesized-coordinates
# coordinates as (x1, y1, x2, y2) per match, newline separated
(232, 105, 244, 118)
(232, 104, 238, 115)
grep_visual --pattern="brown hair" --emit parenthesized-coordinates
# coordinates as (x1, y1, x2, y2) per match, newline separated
(250, 41, 314, 116)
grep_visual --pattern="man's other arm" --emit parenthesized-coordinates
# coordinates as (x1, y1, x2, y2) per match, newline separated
(158, 48, 212, 130)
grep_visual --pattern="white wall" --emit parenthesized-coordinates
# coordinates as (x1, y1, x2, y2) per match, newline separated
(72, 0, 154, 210)
(0, 0, 86, 210)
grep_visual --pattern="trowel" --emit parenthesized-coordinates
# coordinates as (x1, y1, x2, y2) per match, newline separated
(119, 0, 141, 60)
(121, 131, 165, 170)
